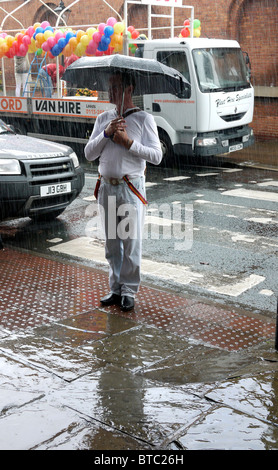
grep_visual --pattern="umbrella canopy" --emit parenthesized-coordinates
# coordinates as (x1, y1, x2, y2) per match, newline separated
(62, 54, 190, 98)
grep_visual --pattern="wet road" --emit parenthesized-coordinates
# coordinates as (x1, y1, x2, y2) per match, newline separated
(1, 160, 277, 319)
(1, 156, 278, 450)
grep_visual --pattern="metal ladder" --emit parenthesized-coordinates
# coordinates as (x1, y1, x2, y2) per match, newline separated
(23, 53, 48, 97)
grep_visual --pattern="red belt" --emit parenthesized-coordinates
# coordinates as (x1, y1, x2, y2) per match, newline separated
(94, 174, 147, 205)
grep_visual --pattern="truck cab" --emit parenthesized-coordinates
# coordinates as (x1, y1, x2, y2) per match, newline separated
(139, 38, 254, 162)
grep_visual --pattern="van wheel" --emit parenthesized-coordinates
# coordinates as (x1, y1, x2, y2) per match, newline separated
(158, 129, 173, 166)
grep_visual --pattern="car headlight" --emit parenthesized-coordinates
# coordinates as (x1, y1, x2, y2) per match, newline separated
(69, 152, 80, 168)
(0, 159, 21, 175)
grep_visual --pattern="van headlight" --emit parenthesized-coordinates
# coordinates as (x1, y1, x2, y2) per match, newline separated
(69, 152, 80, 168)
(196, 138, 217, 147)
(0, 159, 21, 175)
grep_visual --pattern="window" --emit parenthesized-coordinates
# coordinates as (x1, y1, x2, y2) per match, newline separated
(192, 48, 251, 93)
(157, 51, 191, 84)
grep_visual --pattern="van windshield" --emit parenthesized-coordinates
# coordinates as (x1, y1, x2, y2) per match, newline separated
(192, 48, 251, 93)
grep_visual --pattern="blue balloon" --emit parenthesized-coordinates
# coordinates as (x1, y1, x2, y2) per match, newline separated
(101, 36, 111, 48)
(51, 44, 60, 56)
(33, 26, 44, 39)
(65, 31, 75, 42)
(104, 25, 114, 37)
(58, 37, 67, 49)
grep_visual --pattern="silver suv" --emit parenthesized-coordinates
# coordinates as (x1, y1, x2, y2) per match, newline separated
(0, 119, 84, 221)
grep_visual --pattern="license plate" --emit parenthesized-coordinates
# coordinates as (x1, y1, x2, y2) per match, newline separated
(40, 182, 71, 197)
(229, 143, 243, 152)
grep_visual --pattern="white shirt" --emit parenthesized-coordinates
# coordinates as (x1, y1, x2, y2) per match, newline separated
(84, 107, 162, 179)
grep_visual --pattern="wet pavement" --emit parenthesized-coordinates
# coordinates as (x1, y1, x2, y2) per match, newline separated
(220, 140, 278, 172)
(1, 246, 278, 450)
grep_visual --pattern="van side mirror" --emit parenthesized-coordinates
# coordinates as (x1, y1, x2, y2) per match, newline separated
(178, 83, 191, 99)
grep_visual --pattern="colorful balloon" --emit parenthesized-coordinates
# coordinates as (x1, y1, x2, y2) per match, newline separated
(0, 20, 144, 59)
(113, 22, 125, 34)
(106, 17, 117, 27)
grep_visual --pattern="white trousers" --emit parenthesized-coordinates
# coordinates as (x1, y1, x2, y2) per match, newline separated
(15, 73, 29, 97)
(98, 176, 146, 297)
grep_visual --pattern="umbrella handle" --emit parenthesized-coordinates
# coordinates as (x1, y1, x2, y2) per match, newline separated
(120, 88, 125, 116)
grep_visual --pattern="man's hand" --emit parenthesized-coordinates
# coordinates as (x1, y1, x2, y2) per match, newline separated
(104, 117, 126, 138)
(113, 127, 133, 150)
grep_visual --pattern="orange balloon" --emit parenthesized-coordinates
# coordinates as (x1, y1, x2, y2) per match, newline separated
(63, 43, 72, 57)
(6, 36, 14, 48)
(76, 30, 85, 41)
(69, 36, 77, 48)
(35, 32, 44, 44)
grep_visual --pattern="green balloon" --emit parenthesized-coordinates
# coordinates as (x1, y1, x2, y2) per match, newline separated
(193, 19, 201, 29)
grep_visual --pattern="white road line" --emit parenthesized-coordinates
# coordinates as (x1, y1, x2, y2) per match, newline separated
(49, 237, 265, 297)
(196, 172, 219, 177)
(222, 188, 278, 203)
(206, 274, 265, 297)
(258, 181, 278, 187)
(163, 176, 191, 181)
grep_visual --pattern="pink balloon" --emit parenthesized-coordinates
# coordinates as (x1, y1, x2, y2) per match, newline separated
(47, 36, 56, 48)
(22, 35, 31, 46)
(42, 41, 50, 52)
(86, 39, 97, 55)
(98, 23, 106, 34)
(93, 31, 102, 44)
(106, 17, 117, 26)
(26, 26, 35, 37)
(41, 21, 50, 29)
(18, 44, 27, 56)
(55, 30, 64, 41)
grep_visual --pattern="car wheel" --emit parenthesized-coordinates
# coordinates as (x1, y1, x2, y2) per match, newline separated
(30, 209, 65, 221)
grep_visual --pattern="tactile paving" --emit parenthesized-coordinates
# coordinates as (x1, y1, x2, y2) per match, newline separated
(0, 248, 275, 351)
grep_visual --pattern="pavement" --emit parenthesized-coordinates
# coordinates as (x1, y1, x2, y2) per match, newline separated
(219, 140, 278, 172)
(1, 141, 278, 451)
(0, 245, 278, 451)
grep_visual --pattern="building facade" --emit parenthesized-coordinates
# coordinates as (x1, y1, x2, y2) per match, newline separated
(0, 0, 277, 140)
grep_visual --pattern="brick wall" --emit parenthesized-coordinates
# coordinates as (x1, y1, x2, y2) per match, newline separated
(0, 0, 277, 140)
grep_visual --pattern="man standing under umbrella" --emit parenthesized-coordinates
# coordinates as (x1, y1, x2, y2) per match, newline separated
(85, 72, 162, 311)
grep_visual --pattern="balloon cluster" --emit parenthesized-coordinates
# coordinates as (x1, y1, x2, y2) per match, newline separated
(0, 17, 138, 59)
(179, 19, 201, 38)
(0, 16, 201, 59)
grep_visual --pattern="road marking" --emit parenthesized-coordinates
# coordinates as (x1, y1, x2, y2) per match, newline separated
(196, 172, 219, 177)
(47, 238, 63, 243)
(245, 217, 278, 224)
(231, 233, 256, 243)
(258, 181, 278, 187)
(222, 188, 278, 203)
(259, 289, 274, 296)
(163, 176, 191, 181)
(206, 274, 265, 297)
(49, 237, 265, 297)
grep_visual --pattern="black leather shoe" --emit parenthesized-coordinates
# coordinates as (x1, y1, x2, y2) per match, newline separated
(100, 293, 121, 306)
(120, 296, 134, 312)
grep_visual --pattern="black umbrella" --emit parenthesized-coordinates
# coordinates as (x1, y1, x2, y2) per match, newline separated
(63, 54, 190, 98)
